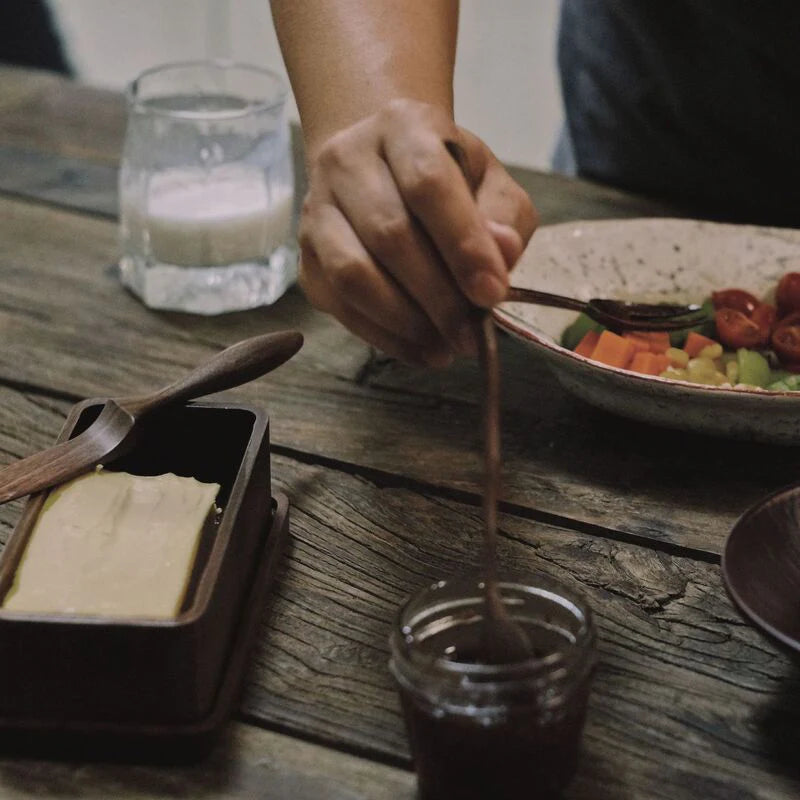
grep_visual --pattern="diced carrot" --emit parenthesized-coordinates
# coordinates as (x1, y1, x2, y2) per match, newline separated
(628, 351, 672, 376)
(623, 331, 671, 354)
(574, 329, 601, 358)
(621, 333, 651, 354)
(590, 330, 637, 369)
(684, 331, 718, 357)
(628, 351, 654, 374)
(651, 353, 671, 374)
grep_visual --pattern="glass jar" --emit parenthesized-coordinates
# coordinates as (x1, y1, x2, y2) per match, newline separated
(389, 574, 597, 800)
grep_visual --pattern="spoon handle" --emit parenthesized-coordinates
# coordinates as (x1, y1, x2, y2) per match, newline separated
(504, 286, 587, 313)
(118, 330, 304, 418)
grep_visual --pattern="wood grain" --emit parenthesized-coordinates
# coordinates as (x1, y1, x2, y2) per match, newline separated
(0, 387, 796, 798)
(0, 722, 414, 799)
(0, 196, 798, 558)
(1, 64, 795, 800)
(250, 455, 800, 799)
(0, 66, 125, 165)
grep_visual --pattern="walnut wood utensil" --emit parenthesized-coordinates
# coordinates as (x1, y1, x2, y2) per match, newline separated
(475, 312, 534, 663)
(0, 329, 303, 504)
(504, 286, 708, 332)
(445, 139, 532, 661)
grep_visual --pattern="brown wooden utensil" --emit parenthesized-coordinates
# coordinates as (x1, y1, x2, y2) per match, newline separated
(475, 312, 534, 663)
(0, 329, 303, 504)
(446, 140, 533, 661)
(504, 286, 708, 332)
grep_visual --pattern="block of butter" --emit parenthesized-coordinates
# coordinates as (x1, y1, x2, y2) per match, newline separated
(3, 470, 220, 618)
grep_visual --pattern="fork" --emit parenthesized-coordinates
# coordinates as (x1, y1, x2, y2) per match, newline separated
(504, 286, 709, 332)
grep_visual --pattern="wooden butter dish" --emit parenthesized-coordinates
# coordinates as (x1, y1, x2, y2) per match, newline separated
(0, 399, 286, 758)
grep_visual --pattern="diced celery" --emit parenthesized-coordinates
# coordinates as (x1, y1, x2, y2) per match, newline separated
(766, 373, 800, 391)
(561, 313, 605, 350)
(736, 348, 771, 387)
(668, 298, 715, 347)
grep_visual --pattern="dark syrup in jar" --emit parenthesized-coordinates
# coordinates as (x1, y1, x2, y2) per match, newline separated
(397, 618, 593, 800)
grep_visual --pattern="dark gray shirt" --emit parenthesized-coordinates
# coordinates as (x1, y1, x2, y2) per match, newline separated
(558, 0, 800, 226)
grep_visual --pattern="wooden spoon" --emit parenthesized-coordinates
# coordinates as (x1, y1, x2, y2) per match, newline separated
(444, 140, 533, 661)
(475, 313, 533, 663)
(0, 330, 303, 504)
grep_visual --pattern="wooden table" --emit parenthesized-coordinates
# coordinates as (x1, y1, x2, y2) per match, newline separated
(0, 65, 798, 799)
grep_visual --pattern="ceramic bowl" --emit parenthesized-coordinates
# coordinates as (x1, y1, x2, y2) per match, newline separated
(494, 218, 800, 444)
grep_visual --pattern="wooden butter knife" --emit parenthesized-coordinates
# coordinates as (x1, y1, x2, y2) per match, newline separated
(0, 329, 303, 504)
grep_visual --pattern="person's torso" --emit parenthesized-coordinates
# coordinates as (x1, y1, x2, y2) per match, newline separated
(558, 0, 800, 226)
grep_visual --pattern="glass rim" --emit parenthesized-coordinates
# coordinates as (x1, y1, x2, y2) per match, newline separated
(125, 59, 288, 119)
(391, 574, 596, 681)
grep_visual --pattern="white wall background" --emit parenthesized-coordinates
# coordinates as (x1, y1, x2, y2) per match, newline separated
(48, 0, 563, 170)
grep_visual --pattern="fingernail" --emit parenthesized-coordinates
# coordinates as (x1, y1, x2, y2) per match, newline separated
(467, 271, 507, 306)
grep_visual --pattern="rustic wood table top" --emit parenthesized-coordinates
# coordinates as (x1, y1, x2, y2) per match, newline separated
(0, 65, 798, 799)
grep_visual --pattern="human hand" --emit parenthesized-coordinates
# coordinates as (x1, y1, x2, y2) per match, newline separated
(298, 99, 539, 366)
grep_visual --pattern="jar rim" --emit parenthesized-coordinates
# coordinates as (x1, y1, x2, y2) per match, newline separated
(391, 574, 596, 682)
(126, 59, 288, 119)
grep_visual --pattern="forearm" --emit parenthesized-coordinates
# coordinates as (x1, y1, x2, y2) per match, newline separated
(270, 0, 459, 159)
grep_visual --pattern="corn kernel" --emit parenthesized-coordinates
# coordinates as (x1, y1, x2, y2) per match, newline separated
(687, 357, 717, 377)
(698, 343, 723, 360)
(662, 366, 687, 381)
(666, 347, 689, 368)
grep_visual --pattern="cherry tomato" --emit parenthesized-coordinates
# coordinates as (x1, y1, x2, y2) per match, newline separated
(775, 310, 800, 328)
(776, 272, 800, 316)
(771, 323, 800, 363)
(715, 308, 767, 349)
(751, 302, 777, 338)
(711, 289, 760, 316)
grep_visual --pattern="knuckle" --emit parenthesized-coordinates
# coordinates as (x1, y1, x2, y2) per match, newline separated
(315, 131, 353, 172)
(366, 211, 413, 257)
(299, 191, 315, 220)
(297, 260, 330, 312)
(327, 254, 370, 296)
(403, 152, 450, 204)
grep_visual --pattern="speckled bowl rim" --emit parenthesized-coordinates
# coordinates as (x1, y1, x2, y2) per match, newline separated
(494, 216, 800, 403)
(493, 306, 800, 402)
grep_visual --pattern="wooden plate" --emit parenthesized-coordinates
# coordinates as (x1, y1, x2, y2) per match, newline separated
(722, 485, 800, 657)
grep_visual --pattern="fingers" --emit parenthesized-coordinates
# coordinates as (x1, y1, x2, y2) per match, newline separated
(298, 241, 452, 368)
(299, 199, 444, 345)
(381, 124, 510, 309)
(458, 128, 539, 272)
(322, 149, 473, 351)
(297, 99, 539, 366)
(484, 221, 521, 267)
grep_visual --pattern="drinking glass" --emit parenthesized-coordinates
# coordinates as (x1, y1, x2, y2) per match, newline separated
(119, 60, 295, 314)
